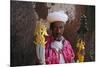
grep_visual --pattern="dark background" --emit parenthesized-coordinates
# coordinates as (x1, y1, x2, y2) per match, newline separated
(11, 1, 95, 66)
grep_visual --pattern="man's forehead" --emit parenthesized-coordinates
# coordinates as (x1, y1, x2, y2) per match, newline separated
(53, 21, 65, 26)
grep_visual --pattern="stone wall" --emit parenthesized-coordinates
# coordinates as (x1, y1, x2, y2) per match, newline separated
(11, 1, 38, 66)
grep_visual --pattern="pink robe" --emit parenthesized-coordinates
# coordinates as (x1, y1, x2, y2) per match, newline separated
(45, 36, 75, 64)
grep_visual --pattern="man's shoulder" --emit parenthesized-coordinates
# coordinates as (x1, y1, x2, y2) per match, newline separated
(63, 39, 72, 48)
(46, 36, 53, 41)
(45, 36, 53, 48)
(63, 39, 70, 43)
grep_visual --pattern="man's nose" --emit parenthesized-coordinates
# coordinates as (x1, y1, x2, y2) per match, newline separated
(56, 28, 61, 33)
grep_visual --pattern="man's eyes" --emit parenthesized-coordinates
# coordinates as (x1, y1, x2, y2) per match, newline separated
(54, 26, 63, 29)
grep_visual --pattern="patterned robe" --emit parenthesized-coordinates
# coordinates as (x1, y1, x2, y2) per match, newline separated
(45, 36, 75, 64)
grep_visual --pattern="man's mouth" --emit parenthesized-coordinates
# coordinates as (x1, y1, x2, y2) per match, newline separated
(56, 33, 62, 36)
(54, 33, 62, 41)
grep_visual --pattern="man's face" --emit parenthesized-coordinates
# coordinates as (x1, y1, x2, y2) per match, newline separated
(50, 21, 65, 41)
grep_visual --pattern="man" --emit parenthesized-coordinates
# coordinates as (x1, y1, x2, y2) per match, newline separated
(45, 11, 75, 64)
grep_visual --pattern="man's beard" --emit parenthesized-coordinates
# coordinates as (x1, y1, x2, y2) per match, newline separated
(54, 33, 62, 41)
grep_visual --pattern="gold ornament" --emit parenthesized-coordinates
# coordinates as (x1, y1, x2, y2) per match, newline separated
(76, 38, 85, 62)
(33, 19, 48, 47)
